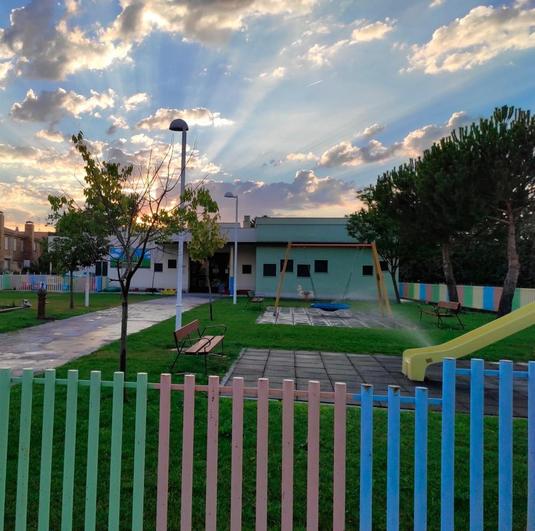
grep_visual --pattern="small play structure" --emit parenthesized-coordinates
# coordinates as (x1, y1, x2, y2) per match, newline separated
(273, 242, 392, 317)
(403, 301, 535, 381)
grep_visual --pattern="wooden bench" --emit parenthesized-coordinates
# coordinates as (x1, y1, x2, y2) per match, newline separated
(246, 290, 264, 310)
(420, 300, 464, 329)
(170, 319, 226, 373)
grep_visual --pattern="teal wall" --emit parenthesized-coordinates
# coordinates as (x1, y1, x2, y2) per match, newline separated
(255, 218, 354, 243)
(255, 246, 396, 300)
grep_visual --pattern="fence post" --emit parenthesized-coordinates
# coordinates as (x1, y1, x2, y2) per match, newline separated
(469, 359, 484, 531)
(360, 384, 374, 531)
(441, 358, 456, 531)
(256, 378, 269, 531)
(414, 387, 428, 531)
(498, 360, 513, 530)
(230, 377, 244, 531)
(180, 374, 195, 531)
(132, 372, 148, 531)
(333, 382, 347, 531)
(387, 386, 400, 531)
(528, 361, 535, 530)
(281, 379, 294, 531)
(38, 369, 56, 531)
(108, 372, 124, 531)
(156, 373, 171, 531)
(0, 369, 12, 531)
(205, 375, 220, 531)
(307, 380, 320, 531)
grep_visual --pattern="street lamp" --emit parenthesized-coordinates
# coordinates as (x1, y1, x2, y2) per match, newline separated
(224, 192, 238, 305)
(169, 118, 188, 329)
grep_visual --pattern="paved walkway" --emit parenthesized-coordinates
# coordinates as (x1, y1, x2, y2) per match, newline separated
(223, 348, 530, 417)
(0, 295, 205, 374)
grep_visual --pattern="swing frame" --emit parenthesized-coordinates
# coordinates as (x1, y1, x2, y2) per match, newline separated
(273, 242, 392, 317)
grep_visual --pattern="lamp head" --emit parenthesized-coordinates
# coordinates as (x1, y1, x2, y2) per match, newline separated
(169, 119, 189, 132)
(224, 192, 237, 199)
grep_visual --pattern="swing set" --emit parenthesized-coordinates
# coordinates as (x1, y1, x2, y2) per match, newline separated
(273, 242, 392, 317)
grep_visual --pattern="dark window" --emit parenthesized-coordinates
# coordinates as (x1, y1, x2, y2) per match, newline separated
(297, 264, 311, 277)
(95, 262, 102, 276)
(102, 262, 108, 276)
(280, 259, 294, 272)
(263, 263, 276, 277)
(314, 260, 328, 273)
(168, 259, 177, 269)
(242, 264, 252, 274)
(380, 261, 388, 272)
(362, 265, 373, 276)
(154, 262, 163, 272)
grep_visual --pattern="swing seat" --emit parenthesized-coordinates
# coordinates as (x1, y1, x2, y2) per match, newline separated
(310, 302, 350, 312)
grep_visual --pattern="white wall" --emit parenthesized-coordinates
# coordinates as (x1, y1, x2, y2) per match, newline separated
(234, 244, 256, 292)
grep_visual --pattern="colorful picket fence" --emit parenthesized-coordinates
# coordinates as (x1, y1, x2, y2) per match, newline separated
(0, 273, 98, 293)
(399, 281, 535, 312)
(0, 359, 533, 530)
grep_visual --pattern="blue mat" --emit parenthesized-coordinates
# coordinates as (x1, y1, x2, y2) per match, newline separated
(310, 302, 350, 312)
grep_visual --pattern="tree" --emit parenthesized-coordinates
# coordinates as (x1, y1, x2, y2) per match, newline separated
(70, 131, 219, 374)
(461, 106, 535, 315)
(186, 198, 227, 320)
(48, 198, 107, 309)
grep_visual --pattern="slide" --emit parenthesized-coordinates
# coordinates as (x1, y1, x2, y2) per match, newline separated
(402, 301, 535, 381)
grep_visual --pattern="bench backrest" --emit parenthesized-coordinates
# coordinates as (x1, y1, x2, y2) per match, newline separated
(174, 319, 200, 341)
(437, 301, 461, 312)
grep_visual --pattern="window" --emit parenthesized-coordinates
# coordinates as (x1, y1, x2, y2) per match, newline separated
(362, 265, 373, 276)
(314, 260, 328, 273)
(154, 262, 163, 272)
(280, 259, 293, 272)
(242, 264, 252, 274)
(297, 264, 310, 277)
(168, 259, 177, 269)
(4, 238, 8, 251)
(380, 261, 388, 272)
(263, 263, 276, 277)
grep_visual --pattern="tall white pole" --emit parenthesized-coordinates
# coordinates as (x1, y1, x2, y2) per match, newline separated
(233, 197, 238, 304)
(84, 269, 89, 307)
(175, 129, 187, 329)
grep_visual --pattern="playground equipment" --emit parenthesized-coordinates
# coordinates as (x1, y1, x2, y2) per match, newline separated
(402, 301, 535, 381)
(274, 242, 392, 317)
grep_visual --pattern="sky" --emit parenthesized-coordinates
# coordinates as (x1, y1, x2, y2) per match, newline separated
(0, 0, 534, 230)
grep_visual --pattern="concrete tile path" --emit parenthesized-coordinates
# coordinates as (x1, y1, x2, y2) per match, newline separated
(223, 348, 530, 417)
(0, 295, 205, 374)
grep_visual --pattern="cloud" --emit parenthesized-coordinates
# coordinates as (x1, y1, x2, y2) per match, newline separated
(429, 0, 445, 7)
(358, 123, 384, 138)
(137, 107, 234, 130)
(10, 88, 116, 124)
(319, 139, 400, 167)
(130, 133, 156, 146)
(124, 92, 150, 111)
(408, 4, 535, 74)
(350, 19, 394, 42)
(106, 115, 129, 135)
(286, 151, 319, 162)
(259, 66, 287, 79)
(35, 129, 65, 143)
(0, 0, 130, 81)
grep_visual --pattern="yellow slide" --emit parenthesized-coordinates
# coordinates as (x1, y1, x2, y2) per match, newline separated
(402, 301, 535, 381)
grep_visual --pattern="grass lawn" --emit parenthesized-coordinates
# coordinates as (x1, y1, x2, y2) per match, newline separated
(1, 298, 532, 529)
(0, 291, 160, 333)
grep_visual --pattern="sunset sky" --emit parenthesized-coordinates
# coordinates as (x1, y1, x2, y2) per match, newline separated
(0, 0, 534, 229)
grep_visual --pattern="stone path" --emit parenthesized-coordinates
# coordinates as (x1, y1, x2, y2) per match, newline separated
(0, 295, 205, 374)
(223, 348, 530, 417)
(257, 306, 404, 328)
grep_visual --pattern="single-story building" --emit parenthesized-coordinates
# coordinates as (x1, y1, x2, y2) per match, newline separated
(106, 216, 396, 301)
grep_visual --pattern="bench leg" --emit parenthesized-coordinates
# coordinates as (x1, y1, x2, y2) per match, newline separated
(456, 314, 464, 329)
(169, 350, 181, 373)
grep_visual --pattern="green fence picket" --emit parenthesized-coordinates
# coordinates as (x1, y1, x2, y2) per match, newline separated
(108, 372, 124, 531)
(0, 369, 12, 531)
(38, 369, 56, 531)
(61, 370, 79, 531)
(132, 373, 148, 531)
(84, 371, 101, 531)
(15, 369, 33, 531)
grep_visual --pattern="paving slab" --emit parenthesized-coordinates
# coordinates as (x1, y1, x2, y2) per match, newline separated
(0, 295, 206, 374)
(223, 348, 529, 417)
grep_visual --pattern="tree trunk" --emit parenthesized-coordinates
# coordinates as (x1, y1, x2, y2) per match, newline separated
(498, 202, 520, 317)
(119, 287, 129, 374)
(441, 240, 458, 302)
(69, 270, 74, 309)
(389, 267, 401, 304)
(206, 259, 213, 321)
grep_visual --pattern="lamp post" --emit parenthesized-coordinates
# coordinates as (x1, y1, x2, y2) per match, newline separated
(224, 192, 238, 304)
(169, 118, 188, 329)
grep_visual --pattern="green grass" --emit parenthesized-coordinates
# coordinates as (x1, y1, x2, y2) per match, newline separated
(1, 298, 532, 529)
(0, 291, 160, 333)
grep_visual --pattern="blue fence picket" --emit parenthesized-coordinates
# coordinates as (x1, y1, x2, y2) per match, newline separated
(499, 360, 513, 530)
(387, 386, 400, 531)
(359, 384, 373, 531)
(414, 387, 428, 531)
(441, 358, 456, 531)
(528, 361, 535, 530)
(469, 359, 484, 531)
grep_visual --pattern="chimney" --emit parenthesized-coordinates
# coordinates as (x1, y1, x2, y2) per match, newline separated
(24, 221, 35, 261)
(243, 215, 251, 228)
